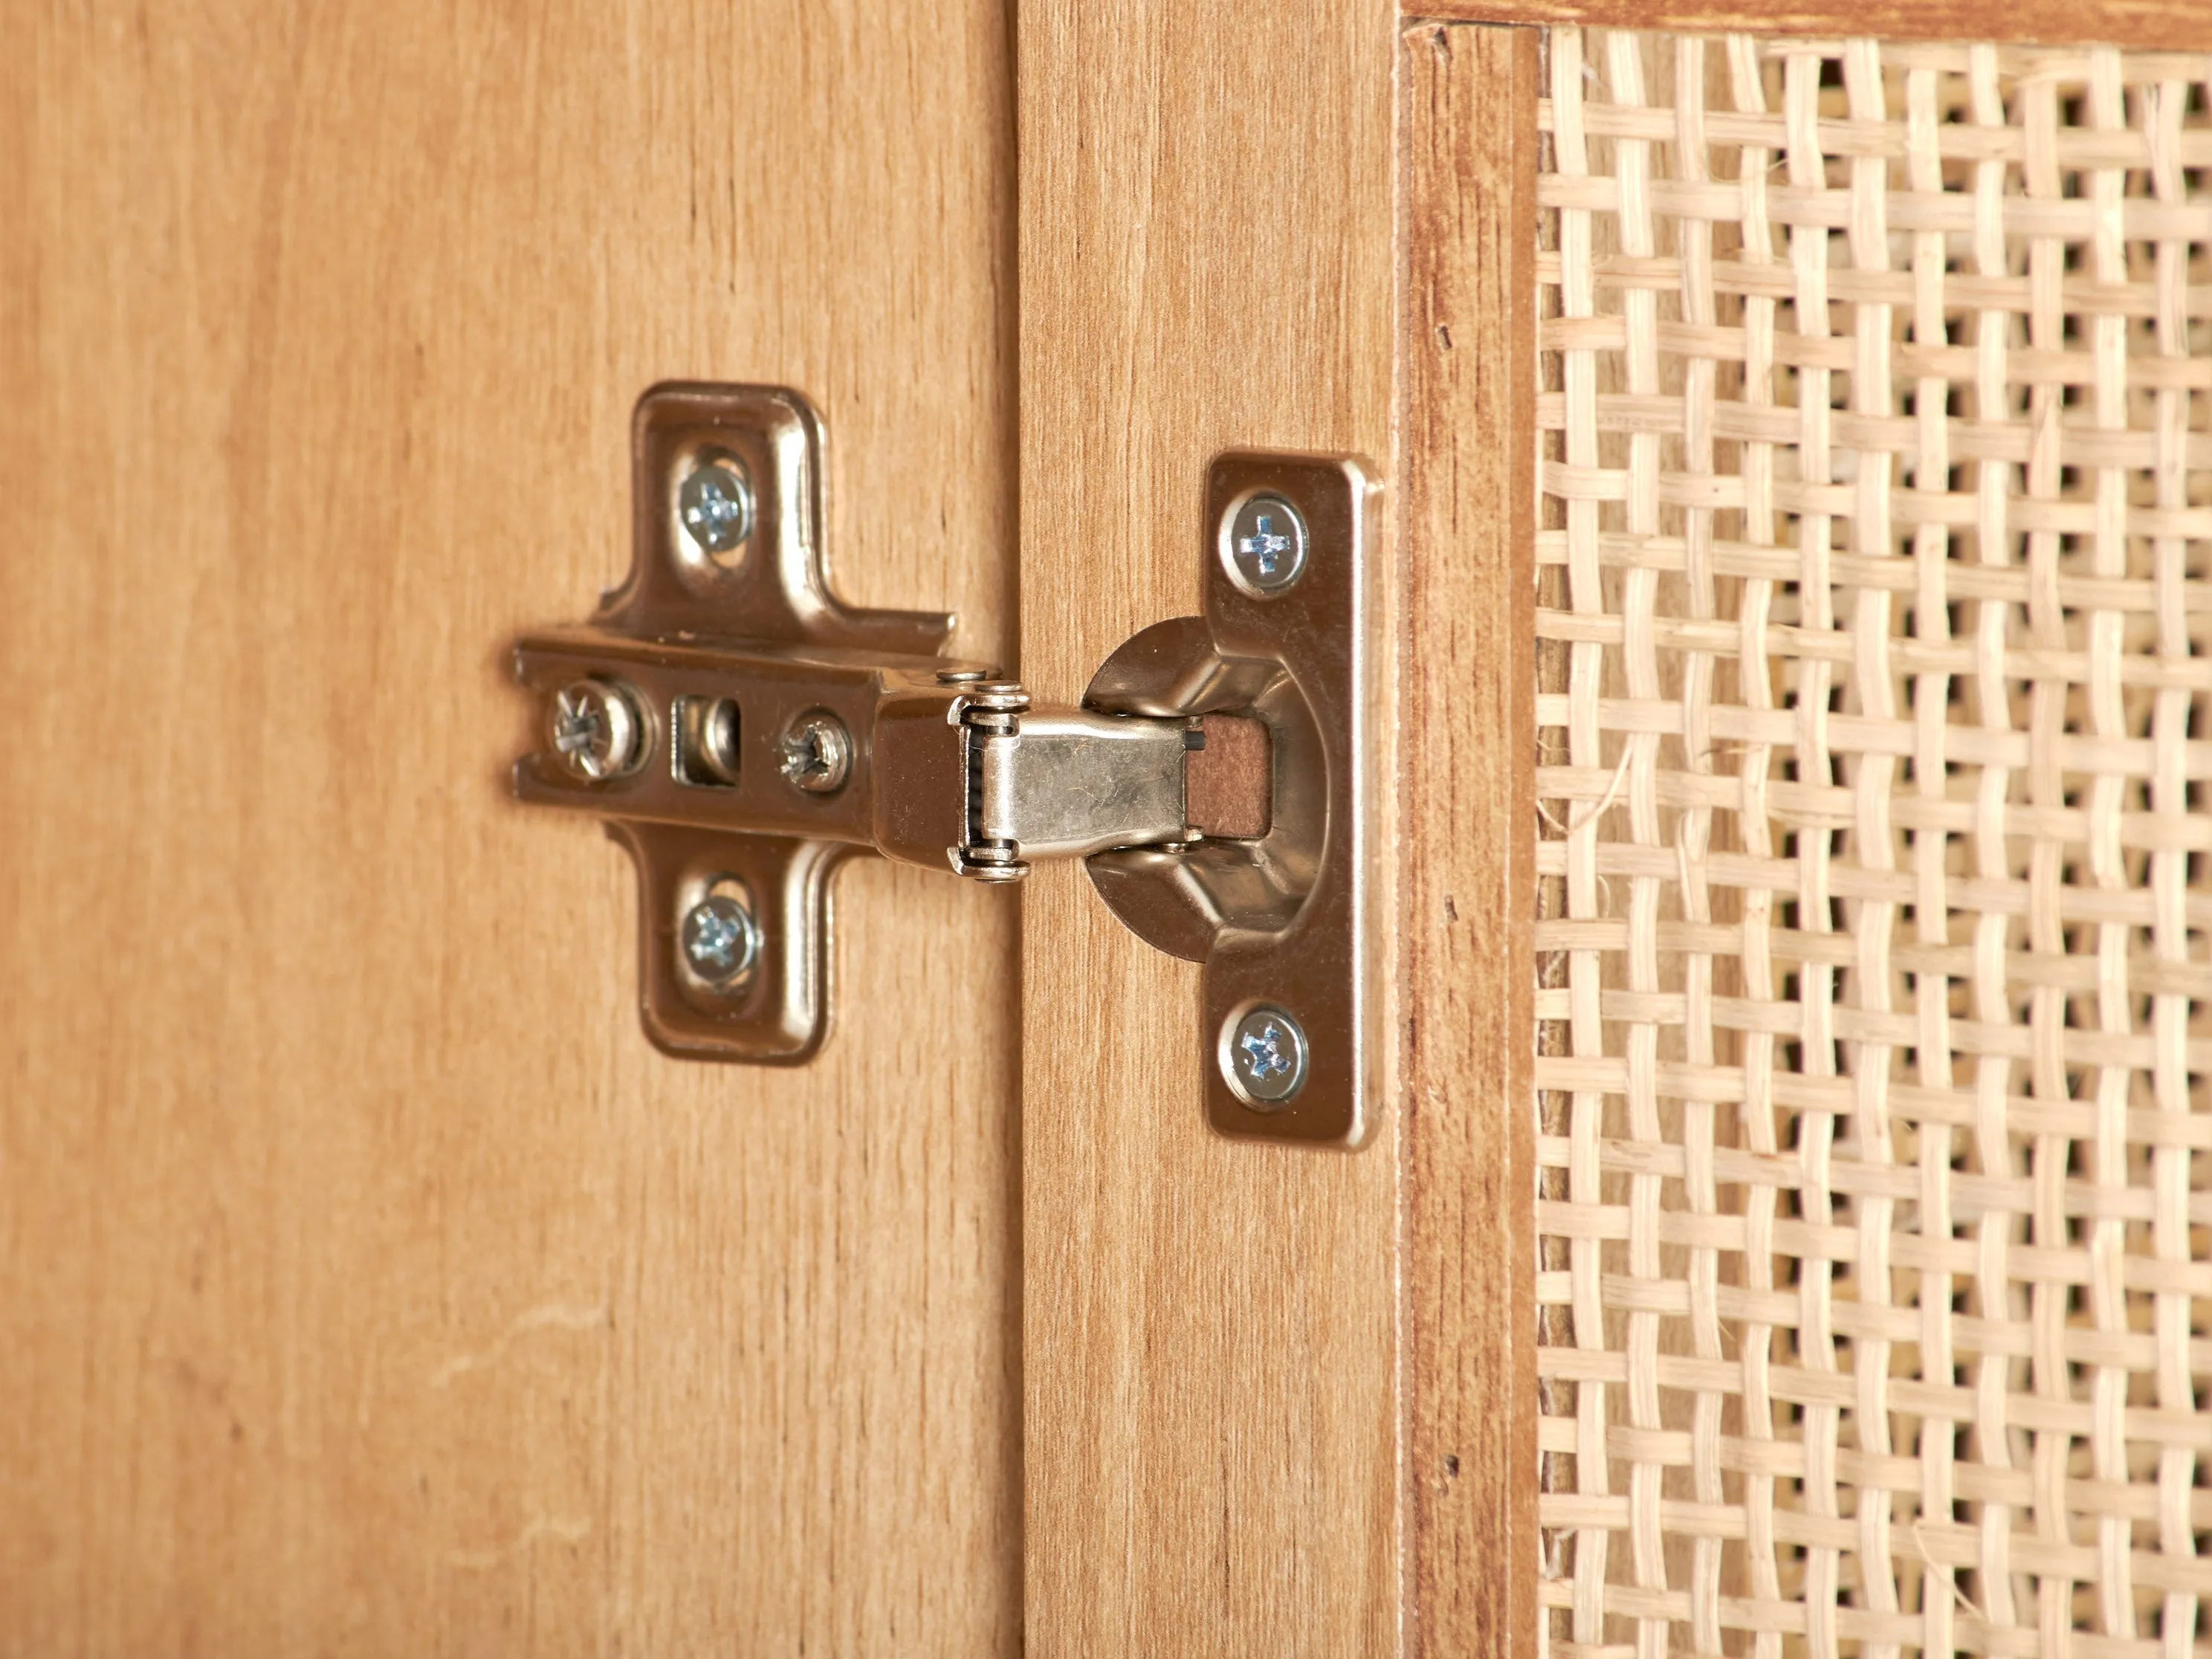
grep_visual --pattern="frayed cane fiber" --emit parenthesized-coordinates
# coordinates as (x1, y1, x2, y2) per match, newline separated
(1534, 28, 2212, 1659)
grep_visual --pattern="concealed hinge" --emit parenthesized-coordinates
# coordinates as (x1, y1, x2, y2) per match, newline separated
(511, 384, 1380, 1147)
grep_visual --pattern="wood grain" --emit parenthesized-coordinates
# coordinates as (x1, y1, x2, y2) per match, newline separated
(1185, 717, 1271, 841)
(1398, 22, 1542, 1658)
(1406, 0, 2212, 50)
(1015, 1, 1400, 1652)
(0, 4, 1019, 1653)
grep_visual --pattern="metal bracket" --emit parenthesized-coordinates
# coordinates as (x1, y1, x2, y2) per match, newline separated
(511, 384, 1380, 1146)
(1082, 453, 1382, 1147)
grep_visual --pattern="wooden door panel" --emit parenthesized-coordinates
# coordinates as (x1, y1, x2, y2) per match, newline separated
(0, 5, 1018, 1653)
(1394, 11, 2212, 1659)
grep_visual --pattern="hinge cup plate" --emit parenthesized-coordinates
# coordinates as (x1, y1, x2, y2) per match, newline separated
(1084, 453, 1384, 1148)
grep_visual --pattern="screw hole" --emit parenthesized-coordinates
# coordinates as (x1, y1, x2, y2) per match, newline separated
(675, 696, 743, 788)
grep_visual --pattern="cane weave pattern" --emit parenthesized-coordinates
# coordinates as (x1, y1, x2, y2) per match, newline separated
(1533, 29, 2212, 1659)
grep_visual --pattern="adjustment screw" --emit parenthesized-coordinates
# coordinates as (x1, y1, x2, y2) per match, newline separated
(681, 893, 760, 987)
(678, 458, 754, 555)
(778, 710, 853, 795)
(550, 679, 645, 781)
(1223, 1006, 1310, 1107)
(1223, 493, 1308, 595)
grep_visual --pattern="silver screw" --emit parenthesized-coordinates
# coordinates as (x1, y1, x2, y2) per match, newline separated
(1224, 493, 1308, 595)
(679, 459, 754, 556)
(778, 710, 853, 795)
(550, 679, 644, 780)
(1223, 1006, 1310, 1106)
(681, 893, 760, 987)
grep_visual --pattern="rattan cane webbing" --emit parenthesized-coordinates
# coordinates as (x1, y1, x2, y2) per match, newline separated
(1534, 29, 2212, 1659)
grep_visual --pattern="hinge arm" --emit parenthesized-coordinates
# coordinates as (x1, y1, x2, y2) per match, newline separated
(961, 694, 1197, 880)
(512, 647, 1200, 882)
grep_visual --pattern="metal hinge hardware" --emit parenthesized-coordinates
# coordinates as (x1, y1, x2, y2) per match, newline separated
(511, 384, 1380, 1147)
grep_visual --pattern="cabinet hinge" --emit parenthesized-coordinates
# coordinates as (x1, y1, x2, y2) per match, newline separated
(510, 384, 1381, 1147)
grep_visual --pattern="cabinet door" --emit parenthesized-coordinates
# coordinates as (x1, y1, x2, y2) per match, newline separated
(1021, 6, 2212, 1659)
(0, 7, 1018, 1654)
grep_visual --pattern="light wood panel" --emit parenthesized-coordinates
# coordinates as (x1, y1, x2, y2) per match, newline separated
(1015, 2, 1400, 1652)
(1411, 0, 2212, 49)
(1398, 22, 1543, 1658)
(0, 4, 1019, 1653)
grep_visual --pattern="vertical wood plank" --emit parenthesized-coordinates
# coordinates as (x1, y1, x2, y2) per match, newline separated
(1398, 21, 1542, 1658)
(0, 4, 1019, 1653)
(1015, 2, 1400, 1652)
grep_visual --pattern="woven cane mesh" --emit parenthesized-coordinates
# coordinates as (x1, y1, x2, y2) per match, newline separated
(1533, 29, 2212, 1659)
